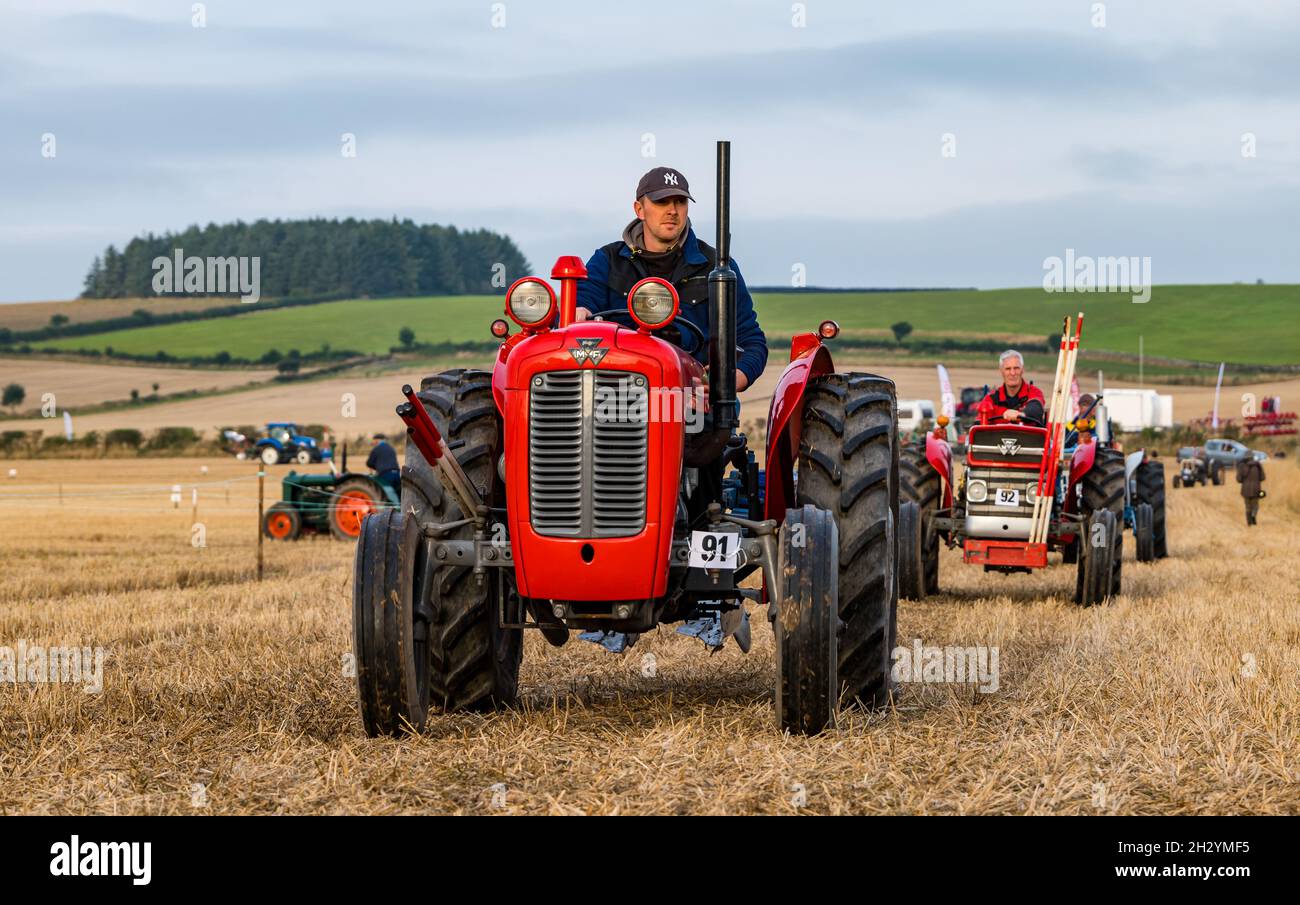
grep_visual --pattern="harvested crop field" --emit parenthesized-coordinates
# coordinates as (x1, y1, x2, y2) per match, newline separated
(0, 356, 276, 412)
(1, 457, 1297, 815)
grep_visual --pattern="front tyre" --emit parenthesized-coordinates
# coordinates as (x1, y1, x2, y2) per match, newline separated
(353, 510, 431, 736)
(775, 505, 839, 735)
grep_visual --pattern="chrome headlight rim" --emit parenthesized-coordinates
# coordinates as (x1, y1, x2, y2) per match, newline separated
(967, 478, 988, 503)
(626, 277, 680, 330)
(505, 277, 557, 328)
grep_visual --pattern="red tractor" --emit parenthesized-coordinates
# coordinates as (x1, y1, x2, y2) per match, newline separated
(898, 323, 1126, 606)
(352, 143, 900, 736)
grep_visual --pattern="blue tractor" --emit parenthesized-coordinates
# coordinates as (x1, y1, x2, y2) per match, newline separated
(255, 422, 329, 466)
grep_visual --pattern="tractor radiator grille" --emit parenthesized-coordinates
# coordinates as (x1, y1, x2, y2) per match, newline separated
(529, 370, 648, 537)
(966, 466, 1038, 518)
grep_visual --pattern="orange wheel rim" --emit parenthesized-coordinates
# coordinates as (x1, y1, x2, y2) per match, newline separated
(336, 491, 376, 536)
(267, 512, 293, 539)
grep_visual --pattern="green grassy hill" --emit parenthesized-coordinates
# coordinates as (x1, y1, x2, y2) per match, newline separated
(38, 284, 1300, 366)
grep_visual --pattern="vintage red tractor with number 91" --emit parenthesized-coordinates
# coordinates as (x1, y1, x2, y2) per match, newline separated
(351, 141, 900, 735)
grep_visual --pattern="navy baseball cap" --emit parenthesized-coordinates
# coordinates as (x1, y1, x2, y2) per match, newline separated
(636, 166, 695, 202)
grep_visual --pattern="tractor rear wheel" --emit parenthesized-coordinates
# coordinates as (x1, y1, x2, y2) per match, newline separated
(1135, 502, 1155, 562)
(1075, 447, 1124, 605)
(404, 369, 521, 712)
(1134, 461, 1168, 558)
(263, 502, 302, 541)
(330, 478, 383, 541)
(796, 373, 898, 712)
(1075, 508, 1116, 606)
(353, 509, 431, 736)
(775, 505, 839, 735)
(260, 446, 281, 466)
(899, 441, 941, 594)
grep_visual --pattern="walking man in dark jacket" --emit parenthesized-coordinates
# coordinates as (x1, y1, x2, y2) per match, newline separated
(1236, 456, 1266, 526)
(366, 433, 400, 491)
(574, 165, 768, 391)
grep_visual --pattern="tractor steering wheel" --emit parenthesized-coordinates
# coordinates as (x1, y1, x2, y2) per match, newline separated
(592, 309, 707, 358)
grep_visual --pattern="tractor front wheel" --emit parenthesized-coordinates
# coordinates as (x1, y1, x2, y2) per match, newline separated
(1075, 508, 1116, 606)
(899, 441, 941, 595)
(295, 448, 313, 465)
(1075, 447, 1124, 605)
(1135, 502, 1155, 562)
(898, 500, 924, 600)
(353, 509, 431, 736)
(775, 505, 839, 735)
(263, 502, 302, 541)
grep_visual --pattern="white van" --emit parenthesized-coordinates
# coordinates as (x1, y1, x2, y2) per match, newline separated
(897, 399, 937, 433)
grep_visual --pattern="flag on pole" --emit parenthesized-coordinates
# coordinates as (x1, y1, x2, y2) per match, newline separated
(1211, 362, 1225, 428)
(936, 364, 955, 421)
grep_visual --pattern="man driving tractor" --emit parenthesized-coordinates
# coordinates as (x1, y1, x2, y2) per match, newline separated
(981, 349, 1046, 425)
(572, 165, 768, 393)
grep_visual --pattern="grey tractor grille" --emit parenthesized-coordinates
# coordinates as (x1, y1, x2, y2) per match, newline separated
(966, 466, 1038, 518)
(528, 370, 648, 537)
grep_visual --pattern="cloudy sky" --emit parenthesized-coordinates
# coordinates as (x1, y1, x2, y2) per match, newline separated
(2, 0, 1298, 301)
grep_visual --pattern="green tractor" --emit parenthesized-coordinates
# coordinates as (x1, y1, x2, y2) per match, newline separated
(262, 450, 398, 541)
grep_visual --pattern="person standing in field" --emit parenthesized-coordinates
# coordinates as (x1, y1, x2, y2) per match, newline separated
(367, 433, 400, 491)
(1235, 455, 1266, 526)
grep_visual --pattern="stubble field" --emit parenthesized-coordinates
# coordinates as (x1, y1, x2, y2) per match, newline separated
(1, 456, 1297, 815)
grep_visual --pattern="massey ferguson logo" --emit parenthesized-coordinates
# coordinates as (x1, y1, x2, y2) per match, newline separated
(569, 337, 608, 366)
(664, 172, 678, 185)
(998, 438, 1022, 456)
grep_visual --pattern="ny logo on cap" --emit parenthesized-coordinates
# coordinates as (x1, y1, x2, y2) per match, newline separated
(664, 172, 678, 185)
(569, 337, 608, 366)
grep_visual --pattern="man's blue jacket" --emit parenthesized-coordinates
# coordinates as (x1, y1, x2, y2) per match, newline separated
(574, 226, 769, 387)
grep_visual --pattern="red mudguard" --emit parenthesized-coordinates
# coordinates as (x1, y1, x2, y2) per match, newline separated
(763, 335, 835, 522)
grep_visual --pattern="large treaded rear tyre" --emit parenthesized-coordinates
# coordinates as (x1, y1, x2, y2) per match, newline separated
(899, 441, 941, 595)
(354, 509, 430, 736)
(404, 369, 521, 712)
(796, 373, 898, 711)
(1075, 447, 1124, 605)
(1134, 460, 1168, 559)
(775, 505, 839, 734)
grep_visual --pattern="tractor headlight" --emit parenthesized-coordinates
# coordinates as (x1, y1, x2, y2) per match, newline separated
(627, 277, 679, 329)
(967, 479, 988, 503)
(505, 277, 556, 328)
(1025, 482, 1038, 504)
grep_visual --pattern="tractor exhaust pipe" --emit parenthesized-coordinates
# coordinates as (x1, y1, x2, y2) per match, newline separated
(685, 140, 738, 468)
(708, 140, 738, 434)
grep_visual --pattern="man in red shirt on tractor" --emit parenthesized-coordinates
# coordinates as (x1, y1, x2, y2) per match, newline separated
(981, 349, 1046, 426)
